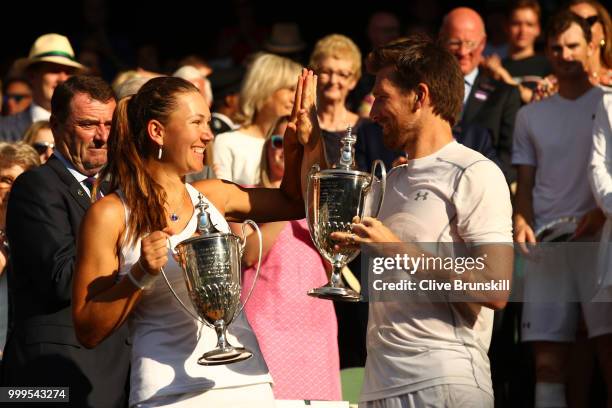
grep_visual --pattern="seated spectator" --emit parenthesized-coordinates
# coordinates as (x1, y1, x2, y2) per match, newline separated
(2, 78, 32, 116)
(482, 0, 551, 103)
(0, 33, 85, 142)
(0, 142, 40, 362)
(23, 121, 53, 163)
(212, 53, 301, 185)
(309, 34, 369, 165)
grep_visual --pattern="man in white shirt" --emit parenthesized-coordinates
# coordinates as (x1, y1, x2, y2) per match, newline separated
(330, 36, 513, 408)
(0, 33, 84, 142)
(513, 11, 612, 408)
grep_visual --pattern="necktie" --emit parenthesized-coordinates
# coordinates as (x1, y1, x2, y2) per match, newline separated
(83, 176, 97, 197)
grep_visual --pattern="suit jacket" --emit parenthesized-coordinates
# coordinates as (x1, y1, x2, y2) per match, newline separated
(0, 110, 33, 142)
(461, 73, 521, 182)
(1, 155, 130, 408)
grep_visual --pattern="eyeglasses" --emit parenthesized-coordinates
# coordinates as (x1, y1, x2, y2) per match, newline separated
(32, 141, 54, 155)
(445, 38, 482, 52)
(270, 135, 283, 149)
(3, 93, 31, 103)
(584, 15, 601, 27)
(318, 70, 354, 81)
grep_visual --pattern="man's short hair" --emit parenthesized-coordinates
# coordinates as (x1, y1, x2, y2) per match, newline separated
(366, 35, 464, 126)
(508, 0, 541, 20)
(51, 75, 115, 124)
(546, 10, 592, 45)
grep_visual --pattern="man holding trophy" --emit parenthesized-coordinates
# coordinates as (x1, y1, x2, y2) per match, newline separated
(328, 36, 514, 407)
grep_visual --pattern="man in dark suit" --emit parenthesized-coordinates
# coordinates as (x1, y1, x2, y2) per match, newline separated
(1, 76, 130, 407)
(0, 33, 84, 142)
(440, 7, 521, 183)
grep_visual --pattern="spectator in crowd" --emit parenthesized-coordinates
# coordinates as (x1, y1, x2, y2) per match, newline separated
(0, 142, 40, 363)
(173, 65, 213, 107)
(2, 77, 32, 116)
(482, 0, 552, 103)
(208, 66, 245, 136)
(513, 11, 610, 408)
(212, 53, 301, 186)
(440, 7, 522, 184)
(310, 34, 368, 165)
(568, 0, 612, 86)
(263, 22, 307, 64)
(348, 11, 401, 117)
(0, 34, 85, 142)
(534, 0, 612, 100)
(71, 72, 323, 406)
(334, 35, 513, 408)
(1, 76, 130, 408)
(241, 116, 341, 400)
(23, 121, 54, 163)
(178, 55, 213, 78)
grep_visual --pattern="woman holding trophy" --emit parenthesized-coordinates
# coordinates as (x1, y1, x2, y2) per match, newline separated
(71, 72, 322, 407)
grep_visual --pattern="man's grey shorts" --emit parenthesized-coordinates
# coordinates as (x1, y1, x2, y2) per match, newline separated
(359, 384, 493, 408)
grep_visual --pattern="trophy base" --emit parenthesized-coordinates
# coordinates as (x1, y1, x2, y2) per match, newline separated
(198, 347, 252, 366)
(308, 285, 361, 302)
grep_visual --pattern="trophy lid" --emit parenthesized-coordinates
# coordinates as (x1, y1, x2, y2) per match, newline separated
(195, 193, 220, 235)
(332, 125, 357, 171)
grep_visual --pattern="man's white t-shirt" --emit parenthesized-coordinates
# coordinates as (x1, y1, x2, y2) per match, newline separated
(512, 87, 603, 229)
(212, 130, 266, 186)
(361, 141, 513, 401)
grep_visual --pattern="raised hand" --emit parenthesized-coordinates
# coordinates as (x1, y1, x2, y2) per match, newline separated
(287, 69, 320, 149)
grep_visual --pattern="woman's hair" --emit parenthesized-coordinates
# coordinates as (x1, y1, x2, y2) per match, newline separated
(22, 120, 51, 145)
(234, 53, 302, 127)
(0, 142, 41, 170)
(567, 0, 612, 68)
(98, 76, 200, 244)
(309, 34, 362, 82)
(259, 116, 289, 188)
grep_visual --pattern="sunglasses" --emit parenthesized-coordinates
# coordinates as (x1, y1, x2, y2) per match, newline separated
(32, 141, 54, 155)
(270, 135, 283, 149)
(584, 15, 600, 27)
(3, 93, 31, 103)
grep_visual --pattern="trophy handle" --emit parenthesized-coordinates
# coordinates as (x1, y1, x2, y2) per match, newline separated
(306, 163, 321, 215)
(236, 219, 262, 317)
(160, 265, 213, 328)
(370, 159, 387, 217)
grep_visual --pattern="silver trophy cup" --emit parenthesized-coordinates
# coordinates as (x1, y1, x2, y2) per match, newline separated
(306, 126, 386, 301)
(162, 194, 262, 365)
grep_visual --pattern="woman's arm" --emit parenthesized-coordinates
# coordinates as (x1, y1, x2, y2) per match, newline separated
(589, 98, 612, 217)
(242, 221, 287, 268)
(72, 195, 168, 348)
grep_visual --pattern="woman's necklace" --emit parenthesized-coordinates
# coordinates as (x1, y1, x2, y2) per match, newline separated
(168, 187, 188, 222)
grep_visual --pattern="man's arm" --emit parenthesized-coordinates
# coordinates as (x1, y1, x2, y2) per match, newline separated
(6, 170, 77, 304)
(514, 164, 536, 248)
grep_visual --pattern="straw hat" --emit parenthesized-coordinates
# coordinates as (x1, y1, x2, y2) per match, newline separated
(263, 23, 306, 54)
(25, 33, 85, 70)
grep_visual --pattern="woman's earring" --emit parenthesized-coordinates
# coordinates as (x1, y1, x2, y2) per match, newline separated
(158, 145, 163, 160)
(601, 39, 606, 48)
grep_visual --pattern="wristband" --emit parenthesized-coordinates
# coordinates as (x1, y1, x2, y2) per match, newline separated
(127, 260, 159, 290)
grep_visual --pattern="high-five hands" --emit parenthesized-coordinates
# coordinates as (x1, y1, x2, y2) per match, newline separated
(286, 69, 320, 149)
